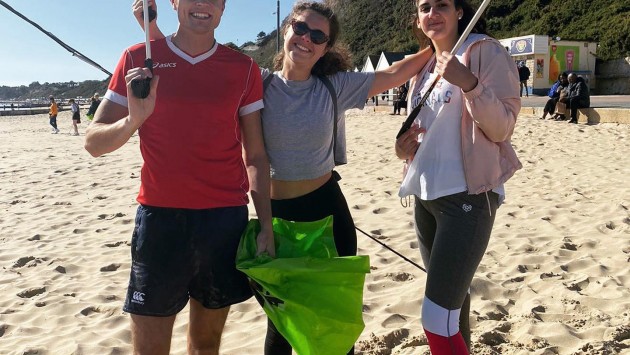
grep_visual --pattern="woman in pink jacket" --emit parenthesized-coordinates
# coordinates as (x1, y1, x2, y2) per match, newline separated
(395, 0, 522, 354)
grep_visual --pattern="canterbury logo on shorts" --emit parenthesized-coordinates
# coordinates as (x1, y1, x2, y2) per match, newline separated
(131, 291, 145, 305)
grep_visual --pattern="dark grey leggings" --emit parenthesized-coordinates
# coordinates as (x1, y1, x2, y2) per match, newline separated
(414, 191, 498, 349)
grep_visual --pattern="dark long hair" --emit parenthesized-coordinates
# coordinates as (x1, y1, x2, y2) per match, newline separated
(412, 0, 490, 49)
(273, 1, 352, 76)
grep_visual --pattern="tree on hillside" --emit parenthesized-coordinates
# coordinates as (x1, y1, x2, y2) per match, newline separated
(257, 31, 267, 45)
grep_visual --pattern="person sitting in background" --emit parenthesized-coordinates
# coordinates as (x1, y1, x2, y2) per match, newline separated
(391, 84, 408, 115)
(560, 73, 590, 124)
(541, 72, 567, 120)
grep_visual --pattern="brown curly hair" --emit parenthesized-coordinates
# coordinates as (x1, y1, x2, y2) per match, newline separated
(272, 1, 352, 76)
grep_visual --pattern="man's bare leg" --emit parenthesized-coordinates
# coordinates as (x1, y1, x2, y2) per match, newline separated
(130, 314, 176, 355)
(188, 298, 230, 355)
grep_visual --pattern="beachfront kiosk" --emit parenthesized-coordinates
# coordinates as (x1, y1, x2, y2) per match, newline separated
(499, 35, 598, 95)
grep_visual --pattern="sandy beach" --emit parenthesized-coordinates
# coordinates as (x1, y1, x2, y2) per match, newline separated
(1, 109, 629, 354)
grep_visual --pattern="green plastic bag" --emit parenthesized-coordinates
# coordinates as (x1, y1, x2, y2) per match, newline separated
(236, 217, 370, 355)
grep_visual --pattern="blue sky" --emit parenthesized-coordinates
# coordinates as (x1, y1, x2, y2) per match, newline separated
(0, 0, 296, 86)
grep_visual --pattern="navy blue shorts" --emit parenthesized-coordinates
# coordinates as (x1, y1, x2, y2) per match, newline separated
(123, 204, 253, 317)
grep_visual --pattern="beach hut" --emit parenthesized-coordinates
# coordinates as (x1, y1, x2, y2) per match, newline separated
(361, 55, 380, 73)
(375, 52, 408, 102)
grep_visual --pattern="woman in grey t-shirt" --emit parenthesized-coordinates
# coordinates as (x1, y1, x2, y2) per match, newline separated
(259, 2, 431, 353)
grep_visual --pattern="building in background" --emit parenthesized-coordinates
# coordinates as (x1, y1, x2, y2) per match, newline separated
(499, 35, 597, 95)
(361, 35, 598, 97)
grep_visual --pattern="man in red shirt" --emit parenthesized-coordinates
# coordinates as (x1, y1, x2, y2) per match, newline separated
(85, 0, 274, 353)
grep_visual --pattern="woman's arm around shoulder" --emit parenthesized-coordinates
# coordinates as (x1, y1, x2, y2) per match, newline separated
(369, 47, 433, 99)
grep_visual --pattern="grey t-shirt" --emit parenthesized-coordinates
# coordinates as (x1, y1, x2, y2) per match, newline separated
(261, 69, 375, 181)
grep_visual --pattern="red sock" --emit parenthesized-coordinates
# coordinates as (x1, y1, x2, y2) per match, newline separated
(424, 329, 469, 355)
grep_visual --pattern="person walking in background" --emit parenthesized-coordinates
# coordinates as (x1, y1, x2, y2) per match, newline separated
(518, 61, 530, 97)
(48, 96, 59, 134)
(69, 98, 81, 136)
(133, 0, 432, 353)
(517, 61, 530, 97)
(86, 93, 101, 122)
(560, 73, 590, 124)
(395, 0, 522, 353)
(85, 0, 274, 354)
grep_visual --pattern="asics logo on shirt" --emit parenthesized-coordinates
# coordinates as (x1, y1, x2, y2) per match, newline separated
(153, 62, 177, 69)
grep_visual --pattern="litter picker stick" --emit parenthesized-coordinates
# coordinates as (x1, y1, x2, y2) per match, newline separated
(130, 0, 154, 99)
(396, 0, 492, 139)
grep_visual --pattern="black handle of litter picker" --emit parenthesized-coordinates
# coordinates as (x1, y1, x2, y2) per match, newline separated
(131, 58, 153, 99)
(148, 6, 157, 22)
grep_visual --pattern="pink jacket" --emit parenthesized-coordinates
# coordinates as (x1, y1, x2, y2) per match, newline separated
(460, 36, 522, 194)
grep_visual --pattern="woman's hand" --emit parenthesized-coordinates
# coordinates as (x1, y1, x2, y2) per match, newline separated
(395, 124, 425, 160)
(435, 51, 478, 93)
(256, 229, 276, 258)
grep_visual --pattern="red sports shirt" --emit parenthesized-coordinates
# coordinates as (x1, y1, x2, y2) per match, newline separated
(105, 37, 264, 209)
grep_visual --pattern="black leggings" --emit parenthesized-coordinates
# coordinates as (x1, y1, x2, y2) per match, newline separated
(544, 97, 558, 114)
(264, 171, 356, 355)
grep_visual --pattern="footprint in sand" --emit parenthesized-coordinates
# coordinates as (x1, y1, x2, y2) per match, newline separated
(27, 234, 41, 241)
(382, 314, 407, 327)
(386, 272, 414, 282)
(484, 310, 507, 321)
(53, 201, 72, 206)
(372, 207, 389, 214)
(104, 241, 127, 248)
(597, 221, 617, 233)
(0, 324, 8, 337)
(80, 306, 100, 316)
(540, 272, 562, 280)
(13, 256, 36, 268)
(17, 287, 46, 298)
(98, 212, 126, 220)
(100, 263, 121, 272)
(561, 242, 578, 251)
(478, 331, 507, 346)
(380, 328, 411, 348)
(564, 276, 589, 292)
(608, 325, 630, 342)
(13, 256, 47, 268)
(55, 266, 66, 274)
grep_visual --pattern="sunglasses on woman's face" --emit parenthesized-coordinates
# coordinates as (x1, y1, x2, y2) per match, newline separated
(290, 19, 329, 45)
